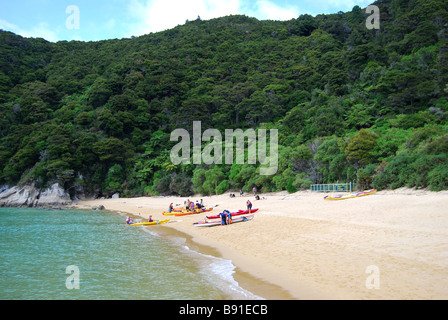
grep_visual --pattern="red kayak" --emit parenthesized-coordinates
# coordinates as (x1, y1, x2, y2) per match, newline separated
(206, 208, 258, 220)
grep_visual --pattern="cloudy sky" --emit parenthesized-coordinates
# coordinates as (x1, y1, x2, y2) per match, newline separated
(0, 0, 373, 42)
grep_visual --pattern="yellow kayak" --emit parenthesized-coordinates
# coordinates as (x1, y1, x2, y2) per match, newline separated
(163, 207, 212, 216)
(162, 211, 180, 216)
(324, 189, 377, 200)
(129, 219, 170, 226)
(174, 208, 213, 216)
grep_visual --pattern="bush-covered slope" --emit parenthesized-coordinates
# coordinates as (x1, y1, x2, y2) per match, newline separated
(0, 0, 447, 198)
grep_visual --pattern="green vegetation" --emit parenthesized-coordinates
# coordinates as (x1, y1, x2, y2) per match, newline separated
(1, 0, 447, 198)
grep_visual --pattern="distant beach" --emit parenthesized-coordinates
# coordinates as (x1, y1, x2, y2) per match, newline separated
(75, 188, 448, 299)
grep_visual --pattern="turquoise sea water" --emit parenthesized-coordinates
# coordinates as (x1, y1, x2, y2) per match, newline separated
(0, 208, 260, 300)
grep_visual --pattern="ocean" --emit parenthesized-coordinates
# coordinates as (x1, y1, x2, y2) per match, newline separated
(0, 207, 261, 300)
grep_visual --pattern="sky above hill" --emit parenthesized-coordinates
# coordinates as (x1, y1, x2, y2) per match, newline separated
(0, 0, 373, 42)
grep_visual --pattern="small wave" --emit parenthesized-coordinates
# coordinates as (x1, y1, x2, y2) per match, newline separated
(141, 227, 161, 238)
(182, 245, 264, 300)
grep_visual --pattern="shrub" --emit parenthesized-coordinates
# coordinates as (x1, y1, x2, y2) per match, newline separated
(372, 154, 417, 189)
(357, 164, 377, 190)
(293, 173, 313, 190)
(286, 178, 297, 193)
(216, 180, 230, 195)
(169, 172, 193, 196)
(428, 163, 448, 191)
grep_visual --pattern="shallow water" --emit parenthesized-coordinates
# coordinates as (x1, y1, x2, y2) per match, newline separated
(0, 208, 260, 300)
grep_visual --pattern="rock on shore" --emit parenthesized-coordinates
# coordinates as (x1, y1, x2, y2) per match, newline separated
(0, 183, 72, 208)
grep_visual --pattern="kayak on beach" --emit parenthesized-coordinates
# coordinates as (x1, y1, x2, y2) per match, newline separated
(162, 210, 183, 216)
(128, 219, 170, 226)
(174, 208, 214, 216)
(193, 215, 255, 227)
(162, 206, 210, 215)
(205, 208, 259, 220)
(324, 189, 377, 200)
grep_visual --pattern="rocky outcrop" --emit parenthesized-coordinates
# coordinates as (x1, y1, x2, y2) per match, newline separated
(0, 183, 72, 208)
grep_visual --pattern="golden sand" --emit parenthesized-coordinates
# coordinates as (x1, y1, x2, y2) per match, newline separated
(74, 188, 448, 300)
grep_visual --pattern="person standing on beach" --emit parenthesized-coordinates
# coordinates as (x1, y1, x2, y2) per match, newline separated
(247, 199, 253, 213)
(253, 186, 257, 196)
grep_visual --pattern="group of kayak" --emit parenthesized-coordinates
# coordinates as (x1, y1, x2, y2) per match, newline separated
(193, 208, 258, 227)
(125, 189, 377, 227)
(162, 199, 210, 216)
(126, 199, 258, 228)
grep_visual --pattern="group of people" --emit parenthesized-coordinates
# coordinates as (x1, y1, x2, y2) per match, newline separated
(126, 215, 154, 224)
(236, 187, 262, 197)
(186, 199, 204, 211)
(168, 199, 204, 213)
(218, 199, 253, 226)
(230, 187, 266, 201)
(127, 196, 255, 226)
(128, 186, 263, 225)
(229, 189, 245, 198)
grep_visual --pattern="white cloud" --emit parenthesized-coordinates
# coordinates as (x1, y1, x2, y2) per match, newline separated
(0, 19, 60, 42)
(254, 0, 299, 20)
(303, 0, 373, 15)
(325, 0, 373, 8)
(126, 0, 241, 36)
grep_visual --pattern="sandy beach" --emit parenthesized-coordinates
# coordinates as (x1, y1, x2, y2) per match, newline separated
(74, 188, 448, 300)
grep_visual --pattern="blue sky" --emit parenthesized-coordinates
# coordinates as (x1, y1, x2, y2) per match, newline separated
(0, 0, 373, 42)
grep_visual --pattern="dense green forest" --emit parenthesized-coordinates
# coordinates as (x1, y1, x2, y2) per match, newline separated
(0, 0, 447, 199)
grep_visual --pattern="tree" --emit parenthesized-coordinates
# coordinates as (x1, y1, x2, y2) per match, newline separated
(345, 129, 379, 169)
(1, 2, 448, 194)
(291, 14, 318, 37)
(104, 164, 125, 195)
(98, 109, 123, 137)
(94, 137, 132, 165)
(314, 137, 348, 182)
(203, 167, 225, 195)
(192, 168, 207, 195)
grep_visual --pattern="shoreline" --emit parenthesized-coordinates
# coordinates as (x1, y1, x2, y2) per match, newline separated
(144, 219, 295, 300)
(81, 204, 294, 300)
(74, 188, 448, 300)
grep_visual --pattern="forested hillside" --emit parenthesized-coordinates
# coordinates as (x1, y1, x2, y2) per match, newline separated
(0, 0, 447, 199)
